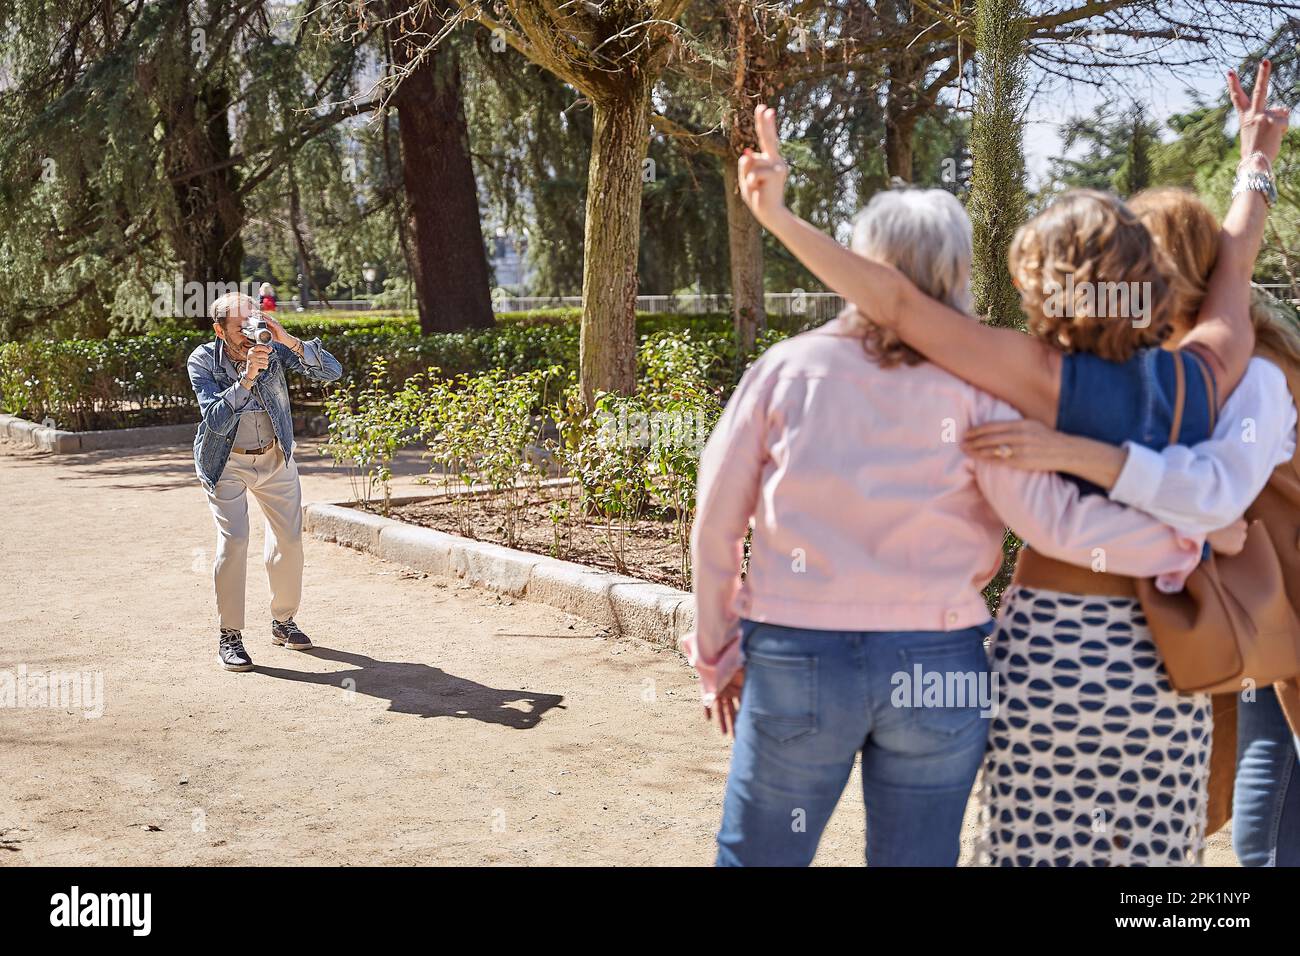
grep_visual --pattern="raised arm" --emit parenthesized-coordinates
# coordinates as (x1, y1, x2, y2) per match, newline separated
(1181, 61, 1290, 399)
(262, 312, 343, 383)
(739, 106, 1060, 423)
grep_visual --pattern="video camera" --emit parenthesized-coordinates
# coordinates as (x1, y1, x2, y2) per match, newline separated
(240, 310, 274, 347)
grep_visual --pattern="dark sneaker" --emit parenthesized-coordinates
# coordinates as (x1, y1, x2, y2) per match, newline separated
(218, 629, 254, 672)
(271, 618, 312, 650)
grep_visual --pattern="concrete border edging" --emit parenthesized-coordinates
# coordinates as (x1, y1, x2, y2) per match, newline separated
(0, 412, 328, 454)
(303, 502, 695, 650)
(0, 412, 199, 453)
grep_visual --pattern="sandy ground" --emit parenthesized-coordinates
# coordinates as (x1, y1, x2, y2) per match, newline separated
(0, 438, 1235, 866)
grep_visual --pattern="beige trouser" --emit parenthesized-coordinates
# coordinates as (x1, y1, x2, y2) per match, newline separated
(206, 448, 303, 631)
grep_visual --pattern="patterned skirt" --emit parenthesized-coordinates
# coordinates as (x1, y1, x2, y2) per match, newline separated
(976, 587, 1213, 867)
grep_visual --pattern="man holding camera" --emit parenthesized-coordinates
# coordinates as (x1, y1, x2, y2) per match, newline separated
(187, 291, 343, 672)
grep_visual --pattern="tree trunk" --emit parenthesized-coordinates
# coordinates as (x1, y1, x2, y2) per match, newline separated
(579, 82, 652, 407)
(162, 80, 244, 327)
(885, 109, 918, 182)
(391, 7, 494, 334)
(722, 159, 765, 352)
(723, 4, 768, 352)
(885, 51, 921, 182)
(969, 0, 1029, 327)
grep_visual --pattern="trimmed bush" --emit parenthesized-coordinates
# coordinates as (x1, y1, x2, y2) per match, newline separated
(0, 313, 742, 431)
(0, 334, 207, 430)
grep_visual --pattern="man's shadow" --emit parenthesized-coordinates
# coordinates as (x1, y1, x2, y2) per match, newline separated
(254, 647, 564, 729)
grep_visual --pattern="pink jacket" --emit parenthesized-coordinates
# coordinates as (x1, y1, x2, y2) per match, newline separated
(681, 319, 1203, 703)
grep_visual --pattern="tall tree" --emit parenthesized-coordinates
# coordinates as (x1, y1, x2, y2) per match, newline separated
(721, 3, 769, 349)
(145, 16, 246, 300)
(1043, 105, 1162, 197)
(0, 0, 377, 338)
(968, 0, 1028, 328)
(655, 2, 894, 349)
(877, 0, 969, 182)
(385, 2, 494, 332)
(1116, 106, 1154, 196)
(427, 0, 690, 406)
(466, 46, 592, 296)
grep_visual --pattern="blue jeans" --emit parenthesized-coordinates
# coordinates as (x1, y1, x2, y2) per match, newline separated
(716, 621, 993, 866)
(1233, 685, 1300, 867)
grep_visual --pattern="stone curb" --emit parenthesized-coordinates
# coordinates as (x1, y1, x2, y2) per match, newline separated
(0, 412, 328, 454)
(303, 501, 695, 650)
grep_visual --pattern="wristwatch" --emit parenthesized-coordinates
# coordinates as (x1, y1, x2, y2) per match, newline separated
(1233, 168, 1278, 207)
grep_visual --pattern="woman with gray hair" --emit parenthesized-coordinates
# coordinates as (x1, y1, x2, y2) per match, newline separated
(683, 187, 1206, 866)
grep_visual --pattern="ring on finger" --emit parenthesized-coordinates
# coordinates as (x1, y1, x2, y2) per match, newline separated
(995, 444, 1013, 459)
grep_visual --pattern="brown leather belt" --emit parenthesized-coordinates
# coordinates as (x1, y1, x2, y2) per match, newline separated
(232, 439, 277, 456)
(1011, 547, 1139, 598)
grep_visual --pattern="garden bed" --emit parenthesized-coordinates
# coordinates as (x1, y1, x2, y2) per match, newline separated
(304, 499, 694, 651)
(382, 483, 690, 590)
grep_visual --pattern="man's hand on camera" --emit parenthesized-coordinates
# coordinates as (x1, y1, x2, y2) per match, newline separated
(240, 344, 272, 388)
(260, 312, 301, 352)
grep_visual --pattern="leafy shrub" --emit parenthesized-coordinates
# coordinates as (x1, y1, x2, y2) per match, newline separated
(0, 334, 205, 430)
(568, 393, 656, 572)
(421, 368, 562, 546)
(0, 312, 746, 431)
(639, 328, 730, 394)
(322, 359, 420, 514)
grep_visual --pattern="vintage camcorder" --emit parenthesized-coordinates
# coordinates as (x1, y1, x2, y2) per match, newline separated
(240, 311, 274, 347)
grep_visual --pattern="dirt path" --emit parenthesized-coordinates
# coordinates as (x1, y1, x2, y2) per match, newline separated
(0, 438, 1235, 866)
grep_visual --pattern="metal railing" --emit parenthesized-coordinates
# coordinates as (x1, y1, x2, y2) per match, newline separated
(296, 299, 378, 311)
(302, 285, 1300, 316)
(487, 292, 848, 321)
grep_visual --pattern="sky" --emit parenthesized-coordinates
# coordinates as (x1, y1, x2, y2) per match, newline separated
(1019, 44, 1247, 188)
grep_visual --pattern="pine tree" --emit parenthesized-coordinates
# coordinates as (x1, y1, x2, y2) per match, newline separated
(1115, 106, 1155, 196)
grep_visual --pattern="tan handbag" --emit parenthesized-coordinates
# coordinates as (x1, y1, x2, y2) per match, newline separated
(1138, 522, 1300, 693)
(1136, 352, 1300, 694)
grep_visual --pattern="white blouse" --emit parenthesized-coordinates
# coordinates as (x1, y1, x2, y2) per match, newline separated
(1109, 356, 1298, 534)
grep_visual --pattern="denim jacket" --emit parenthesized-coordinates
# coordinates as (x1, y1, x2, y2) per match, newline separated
(187, 336, 343, 491)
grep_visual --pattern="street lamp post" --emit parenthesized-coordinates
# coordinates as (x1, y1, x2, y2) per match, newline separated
(362, 263, 378, 306)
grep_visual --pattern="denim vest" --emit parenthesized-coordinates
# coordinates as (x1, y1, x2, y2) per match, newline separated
(187, 337, 342, 491)
(1057, 346, 1217, 497)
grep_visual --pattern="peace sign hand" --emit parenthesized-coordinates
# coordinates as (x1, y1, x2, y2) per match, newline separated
(1228, 59, 1290, 170)
(738, 105, 790, 226)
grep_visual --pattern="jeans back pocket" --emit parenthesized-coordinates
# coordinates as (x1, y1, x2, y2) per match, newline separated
(896, 636, 991, 744)
(745, 646, 818, 744)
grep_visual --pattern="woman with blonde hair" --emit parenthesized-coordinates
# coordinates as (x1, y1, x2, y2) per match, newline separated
(964, 186, 1300, 866)
(685, 186, 1204, 867)
(736, 62, 1288, 864)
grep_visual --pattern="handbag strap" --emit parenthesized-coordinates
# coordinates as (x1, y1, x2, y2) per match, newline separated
(1189, 349, 1218, 432)
(1168, 351, 1187, 445)
(1166, 350, 1220, 446)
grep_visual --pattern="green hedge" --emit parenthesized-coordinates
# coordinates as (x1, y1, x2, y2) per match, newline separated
(0, 312, 749, 431)
(151, 309, 733, 340)
(0, 334, 206, 430)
